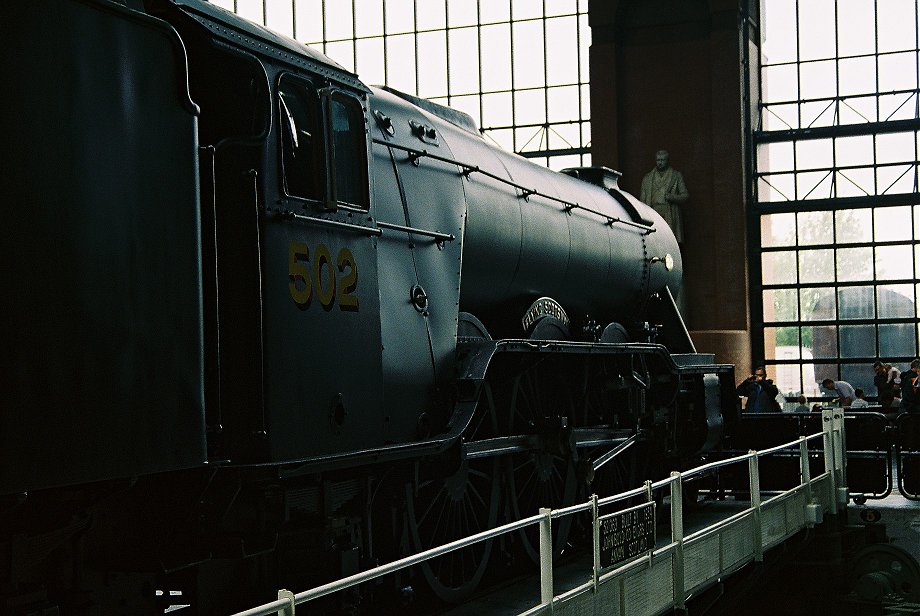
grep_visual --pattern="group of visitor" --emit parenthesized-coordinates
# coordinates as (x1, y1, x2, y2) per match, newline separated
(736, 359, 920, 413)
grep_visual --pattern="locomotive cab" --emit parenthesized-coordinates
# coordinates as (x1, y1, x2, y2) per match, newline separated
(157, 0, 397, 465)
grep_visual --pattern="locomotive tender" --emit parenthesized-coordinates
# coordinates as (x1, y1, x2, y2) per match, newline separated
(0, 0, 737, 612)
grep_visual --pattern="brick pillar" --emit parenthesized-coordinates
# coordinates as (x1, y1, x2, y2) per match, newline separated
(589, 0, 754, 370)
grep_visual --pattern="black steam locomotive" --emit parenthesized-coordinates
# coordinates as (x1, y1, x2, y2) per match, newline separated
(0, 0, 737, 613)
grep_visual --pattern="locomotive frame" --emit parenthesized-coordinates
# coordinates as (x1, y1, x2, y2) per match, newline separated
(0, 1, 738, 613)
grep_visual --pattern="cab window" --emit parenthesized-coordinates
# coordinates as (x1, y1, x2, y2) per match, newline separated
(278, 76, 323, 202)
(328, 93, 369, 210)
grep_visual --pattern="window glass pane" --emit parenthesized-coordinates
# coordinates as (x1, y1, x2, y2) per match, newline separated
(841, 364, 877, 397)
(513, 89, 547, 126)
(386, 34, 417, 94)
(482, 92, 514, 127)
(876, 133, 917, 166)
(549, 123, 580, 149)
(480, 0, 511, 23)
(762, 64, 798, 103)
(416, 1, 446, 30)
(877, 0, 917, 54)
(512, 0, 544, 20)
(384, 0, 415, 34)
(448, 28, 480, 95)
(266, 1, 294, 37)
(546, 17, 579, 86)
(878, 52, 918, 93)
(546, 0, 578, 17)
(766, 326, 801, 359)
(797, 210, 832, 245)
(797, 0, 836, 61)
(763, 251, 798, 284)
(800, 363, 820, 397)
(295, 0, 324, 42)
(758, 142, 794, 174)
(810, 326, 838, 358)
(839, 324, 876, 358)
(835, 208, 873, 244)
(762, 102, 799, 130)
(417, 31, 448, 98)
(761, 0, 797, 64)
(835, 135, 875, 168)
(836, 167, 875, 198)
(801, 287, 835, 321)
(578, 15, 591, 83)
(324, 0, 355, 40)
(799, 61, 836, 101)
(876, 244, 914, 280)
(278, 78, 323, 201)
(330, 95, 368, 208)
(512, 20, 545, 88)
(480, 24, 512, 92)
(837, 0, 876, 57)
(547, 86, 580, 123)
(836, 247, 873, 282)
(449, 94, 480, 123)
(235, 0, 264, 24)
(802, 100, 836, 129)
(548, 154, 581, 171)
(354, 0, 384, 37)
(448, 0, 478, 27)
(758, 173, 795, 202)
(838, 286, 875, 319)
(355, 37, 385, 85)
(880, 323, 917, 357)
(796, 170, 833, 200)
(799, 249, 834, 283)
(764, 288, 799, 322)
(485, 128, 514, 152)
(324, 41, 355, 71)
(878, 284, 916, 318)
(761, 212, 796, 247)
(838, 56, 876, 97)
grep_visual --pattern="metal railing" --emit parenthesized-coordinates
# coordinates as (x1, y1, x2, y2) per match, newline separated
(231, 409, 847, 616)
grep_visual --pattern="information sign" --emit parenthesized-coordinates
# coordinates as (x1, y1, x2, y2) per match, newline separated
(598, 501, 656, 569)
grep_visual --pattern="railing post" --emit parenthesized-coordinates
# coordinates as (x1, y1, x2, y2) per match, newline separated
(670, 472, 685, 609)
(748, 452, 763, 562)
(278, 589, 295, 616)
(800, 437, 812, 505)
(592, 494, 600, 592)
(539, 507, 554, 610)
(822, 409, 839, 515)
(835, 410, 849, 506)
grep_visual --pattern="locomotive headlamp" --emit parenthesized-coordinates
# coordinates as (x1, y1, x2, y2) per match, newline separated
(649, 254, 674, 271)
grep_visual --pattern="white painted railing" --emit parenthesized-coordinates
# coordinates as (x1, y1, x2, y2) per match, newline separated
(231, 408, 847, 616)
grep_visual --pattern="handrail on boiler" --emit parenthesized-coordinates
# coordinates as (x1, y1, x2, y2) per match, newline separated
(371, 138, 656, 234)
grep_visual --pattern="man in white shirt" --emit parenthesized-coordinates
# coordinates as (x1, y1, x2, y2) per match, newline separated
(821, 378, 856, 407)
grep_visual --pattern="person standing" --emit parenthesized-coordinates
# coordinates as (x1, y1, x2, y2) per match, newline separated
(821, 378, 855, 407)
(736, 367, 781, 413)
(874, 362, 896, 408)
(900, 359, 920, 412)
(640, 150, 689, 243)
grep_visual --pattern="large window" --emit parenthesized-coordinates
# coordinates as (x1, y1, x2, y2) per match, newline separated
(210, 0, 591, 171)
(754, 0, 920, 399)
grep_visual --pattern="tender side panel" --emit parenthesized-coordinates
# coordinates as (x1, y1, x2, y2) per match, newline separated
(0, 1, 205, 493)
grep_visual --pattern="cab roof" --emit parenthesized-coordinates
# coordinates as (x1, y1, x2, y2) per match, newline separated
(168, 0, 369, 93)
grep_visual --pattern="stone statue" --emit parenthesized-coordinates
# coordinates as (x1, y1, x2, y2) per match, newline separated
(640, 150, 689, 243)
